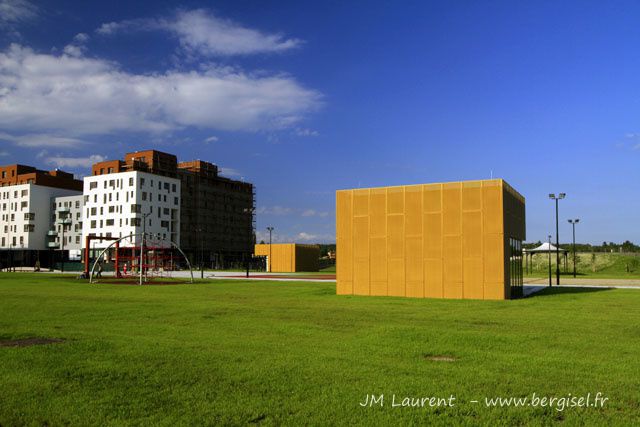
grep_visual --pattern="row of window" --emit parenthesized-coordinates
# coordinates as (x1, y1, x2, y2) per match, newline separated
(56, 235, 80, 244)
(1, 236, 23, 246)
(1, 213, 36, 222)
(89, 217, 172, 230)
(87, 231, 171, 241)
(55, 200, 81, 209)
(88, 177, 177, 193)
(1, 189, 28, 199)
(2, 201, 29, 210)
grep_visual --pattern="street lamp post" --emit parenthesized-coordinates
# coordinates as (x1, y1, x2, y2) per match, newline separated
(568, 219, 580, 278)
(60, 218, 66, 274)
(195, 228, 204, 279)
(548, 235, 552, 287)
(549, 193, 566, 285)
(140, 212, 150, 286)
(266, 226, 274, 272)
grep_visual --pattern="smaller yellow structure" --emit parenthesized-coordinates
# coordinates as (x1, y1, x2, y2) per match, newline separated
(254, 244, 320, 272)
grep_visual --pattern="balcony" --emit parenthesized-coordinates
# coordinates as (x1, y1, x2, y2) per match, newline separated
(47, 242, 59, 248)
(57, 207, 70, 214)
(47, 230, 58, 236)
(58, 218, 73, 225)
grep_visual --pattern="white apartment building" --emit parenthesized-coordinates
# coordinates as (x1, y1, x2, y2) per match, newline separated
(82, 171, 181, 249)
(0, 184, 80, 250)
(50, 194, 84, 259)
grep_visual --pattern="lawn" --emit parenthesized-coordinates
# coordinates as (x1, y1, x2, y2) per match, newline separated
(0, 274, 639, 426)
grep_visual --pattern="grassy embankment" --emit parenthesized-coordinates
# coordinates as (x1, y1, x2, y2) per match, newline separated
(525, 252, 640, 279)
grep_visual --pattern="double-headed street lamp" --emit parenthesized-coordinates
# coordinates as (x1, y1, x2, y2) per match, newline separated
(549, 193, 566, 285)
(266, 226, 274, 272)
(568, 219, 580, 278)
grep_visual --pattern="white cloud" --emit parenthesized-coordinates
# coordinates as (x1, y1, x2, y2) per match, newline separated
(204, 135, 218, 143)
(254, 229, 333, 244)
(301, 209, 329, 217)
(63, 33, 90, 58)
(44, 154, 106, 168)
(97, 9, 302, 57)
(257, 205, 293, 216)
(257, 206, 330, 217)
(0, 0, 37, 24)
(219, 167, 241, 177)
(0, 44, 321, 137)
(0, 131, 89, 147)
(295, 128, 319, 137)
(169, 9, 302, 56)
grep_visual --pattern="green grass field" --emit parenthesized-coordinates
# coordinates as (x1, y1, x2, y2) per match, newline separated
(525, 252, 640, 279)
(1, 274, 639, 425)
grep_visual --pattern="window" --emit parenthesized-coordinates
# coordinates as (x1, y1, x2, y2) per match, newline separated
(509, 238, 523, 298)
(174, 197, 178, 206)
(90, 220, 96, 229)
(140, 178, 145, 188)
(131, 204, 141, 213)
(21, 189, 28, 197)
(142, 192, 147, 201)
(106, 219, 114, 226)
(131, 218, 141, 227)
(23, 224, 34, 232)
(172, 184, 176, 192)
(84, 195, 89, 203)
(76, 236, 80, 244)
(163, 208, 169, 215)
(161, 220, 169, 228)
(76, 200, 81, 208)
(129, 177, 134, 186)
(24, 212, 34, 220)
(158, 194, 161, 202)
(20, 201, 27, 209)
(90, 207, 97, 216)
(164, 182, 170, 191)
(108, 206, 115, 213)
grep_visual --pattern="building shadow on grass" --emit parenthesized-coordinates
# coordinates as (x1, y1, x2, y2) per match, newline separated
(526, 285, 612, 298)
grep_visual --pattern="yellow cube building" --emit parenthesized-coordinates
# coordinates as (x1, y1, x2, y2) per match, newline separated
(254, 244, 320, 272)
(336, 179, 525, 300)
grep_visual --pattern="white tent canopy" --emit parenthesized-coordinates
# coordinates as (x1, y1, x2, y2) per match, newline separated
(523, 241, 569, 274)
(524, 242, 567, 253)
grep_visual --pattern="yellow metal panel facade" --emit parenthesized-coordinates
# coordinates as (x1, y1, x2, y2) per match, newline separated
(336, 179, 525, 300)
(254, 243, 319, 273)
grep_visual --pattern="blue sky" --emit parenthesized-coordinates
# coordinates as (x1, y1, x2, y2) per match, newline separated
(1, 0, 639, 245)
